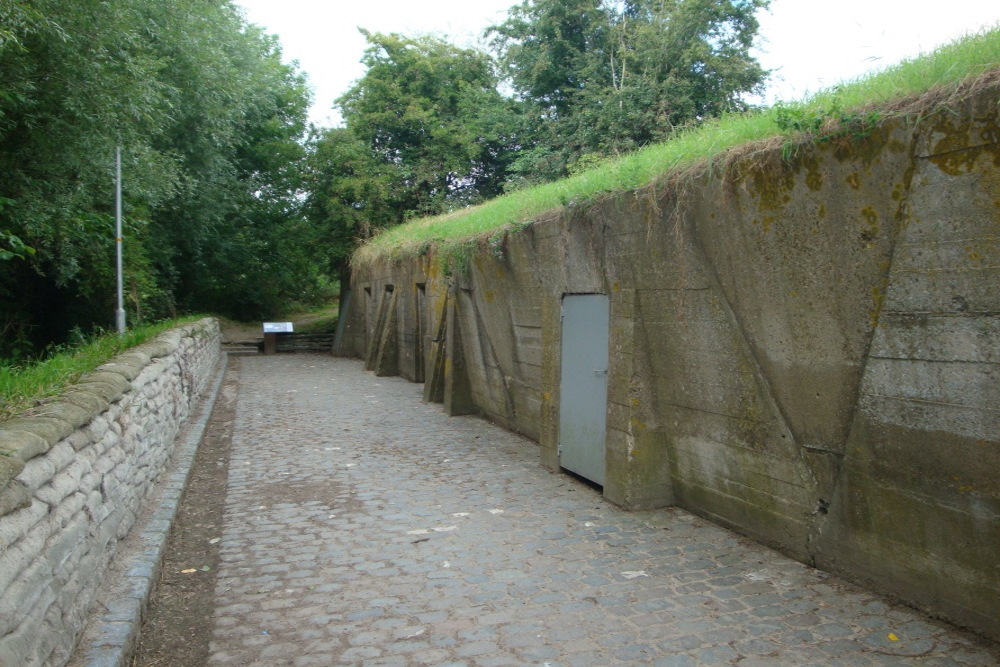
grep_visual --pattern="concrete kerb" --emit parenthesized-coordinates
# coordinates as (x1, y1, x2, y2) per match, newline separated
(75, 352, 229, 667)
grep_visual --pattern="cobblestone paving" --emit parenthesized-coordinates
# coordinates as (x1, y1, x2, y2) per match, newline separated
(206, 355, 999, 666)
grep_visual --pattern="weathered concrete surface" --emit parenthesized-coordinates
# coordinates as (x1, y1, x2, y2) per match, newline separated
(344, 79, 1000, 641)
(198, 354, 999, 665)
(0, 319, 221, 666)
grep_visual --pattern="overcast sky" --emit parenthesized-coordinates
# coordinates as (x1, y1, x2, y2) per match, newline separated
(234, 0, 999, 128)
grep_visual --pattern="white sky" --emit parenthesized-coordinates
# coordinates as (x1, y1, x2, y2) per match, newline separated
(234, 0, 1000, 128)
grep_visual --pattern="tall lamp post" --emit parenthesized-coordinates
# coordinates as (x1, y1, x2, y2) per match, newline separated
(115, 146, 126, 334)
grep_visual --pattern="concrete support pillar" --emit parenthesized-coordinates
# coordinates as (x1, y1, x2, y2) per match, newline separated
(422, 294, 448, 404)
(603, 288, 674, 510)
(443, 285, 473, 416)
(373, 289, 399, 377)
(538, 291, 562, 471)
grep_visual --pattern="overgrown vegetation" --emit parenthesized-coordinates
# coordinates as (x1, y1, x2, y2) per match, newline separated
(287, 303, 340, 334)
(488, 0, 770, 185)
(352, 25, 1000, 267)
(301, 31, 519, 278)
(0, 316, 203, 422)
(4, 0, 996, 358)
(311, 0, 773, 274)
(0, 0, 334, 360)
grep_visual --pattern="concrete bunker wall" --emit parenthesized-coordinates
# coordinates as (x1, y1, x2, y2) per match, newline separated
(345, 87, 1000, 641)
(0, 319, 221, 666)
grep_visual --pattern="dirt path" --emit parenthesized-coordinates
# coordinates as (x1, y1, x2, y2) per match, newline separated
(133, 358, 240, 666)
(135, 307, 338, 666)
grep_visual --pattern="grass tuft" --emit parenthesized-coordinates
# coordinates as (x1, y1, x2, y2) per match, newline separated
(353, 25, 1000, 268)
(0, 316, 205, 423)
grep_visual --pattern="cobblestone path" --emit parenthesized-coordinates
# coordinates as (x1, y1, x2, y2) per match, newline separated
(205, 354, 998, 666)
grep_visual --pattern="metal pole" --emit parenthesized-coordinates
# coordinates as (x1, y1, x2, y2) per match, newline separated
(115, 146, 126, 333)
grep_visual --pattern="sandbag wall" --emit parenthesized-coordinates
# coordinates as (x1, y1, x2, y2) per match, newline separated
(0, 318, 221, 666)
(344, 82, 999, 641)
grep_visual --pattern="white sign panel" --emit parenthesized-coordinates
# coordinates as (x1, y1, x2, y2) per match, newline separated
(262, 322, 294, 333)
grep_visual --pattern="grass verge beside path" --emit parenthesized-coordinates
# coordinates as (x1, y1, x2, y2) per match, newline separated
(0, 316, 204, 423)
(354, 26, 1000, 267)
(287, 302, 339, 334)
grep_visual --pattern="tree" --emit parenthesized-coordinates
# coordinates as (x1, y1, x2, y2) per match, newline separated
(489, 0, 771, 180)
(488, 0, 608, 118)
(0, 0, 185, 352)
(337, 31, 518, 219)
(303, 127, 395, 276)
(0, 0, 323, 356)
(304, 31, 525, 275)
(143, 15, 318, 319)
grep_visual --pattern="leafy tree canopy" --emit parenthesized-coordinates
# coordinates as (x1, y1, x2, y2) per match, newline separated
(336, 31, 519, 219)
(489, 0, 771, 180)
(307, 1, 770, 270)
(0, 0, 325, 357)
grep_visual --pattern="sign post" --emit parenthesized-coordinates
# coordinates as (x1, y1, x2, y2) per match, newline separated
(262, 322, 294, 355)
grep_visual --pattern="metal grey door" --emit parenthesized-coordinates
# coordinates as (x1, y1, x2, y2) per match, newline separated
(559, 294, 609, 485)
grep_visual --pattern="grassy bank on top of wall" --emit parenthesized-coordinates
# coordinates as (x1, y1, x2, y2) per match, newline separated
(353, 26, 1000, 269)
(0, 316, 206, 423)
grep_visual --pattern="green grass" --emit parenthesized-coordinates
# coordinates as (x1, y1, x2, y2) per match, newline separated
(354, 25, 1000, 267)
(290, 302, 340, 334)
(0, 316, 204, 422)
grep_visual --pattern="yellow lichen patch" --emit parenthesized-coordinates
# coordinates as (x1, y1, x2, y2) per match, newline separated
(931, 144, 985, 175)
(929, 119, 974, 174)
(860, 206, 880, 246)
(426, 256, 444, 280)
(861, 206, 879, 227)
(847, 172, 861, 189)
(484, 290, 495, 304)
(928, 117, 1000, 175)
(746, 153, 796, 213)
(805, 161, 823, 191)
(817, 203, 827, 219)
(887, 139, 907, 154)
(831, 126, 891, 167)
